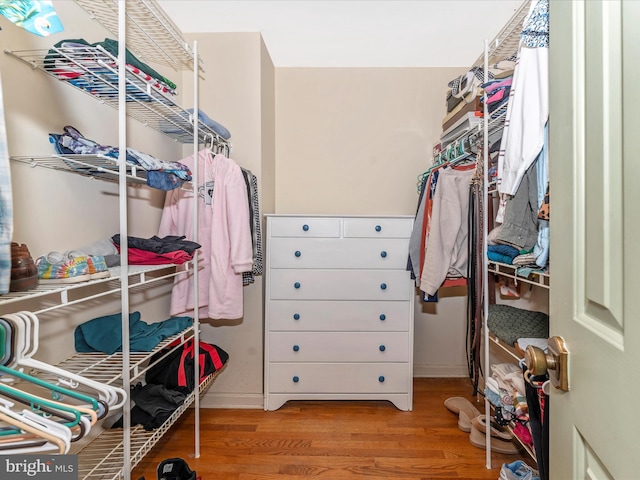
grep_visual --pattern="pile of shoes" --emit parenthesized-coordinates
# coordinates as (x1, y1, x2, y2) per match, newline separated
(10, 242, 39, 292)
(444, 396, 521, 454)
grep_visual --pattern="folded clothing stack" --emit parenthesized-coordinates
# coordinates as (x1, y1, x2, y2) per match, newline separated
(111, 234, 201, 265)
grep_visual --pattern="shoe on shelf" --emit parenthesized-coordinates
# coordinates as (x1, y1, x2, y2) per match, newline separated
(36, 252, 91, 284)
(9, 242, 39, 292)
(67, 251, 110, 280)
(499, 460, 540, 480)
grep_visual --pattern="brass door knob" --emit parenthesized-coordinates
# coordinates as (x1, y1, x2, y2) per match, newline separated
(524, 336, 570, 392)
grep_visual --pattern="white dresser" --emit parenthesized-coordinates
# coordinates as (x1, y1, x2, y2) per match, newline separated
(264, 215, 415, 411)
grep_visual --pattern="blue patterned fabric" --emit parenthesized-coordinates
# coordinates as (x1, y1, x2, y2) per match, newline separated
(521, 0, 549, 48)
(0, 72, 13, 294)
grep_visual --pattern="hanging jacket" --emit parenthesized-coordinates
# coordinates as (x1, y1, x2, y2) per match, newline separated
(159, 150, 253, 319)
(420, 166, 474, 297)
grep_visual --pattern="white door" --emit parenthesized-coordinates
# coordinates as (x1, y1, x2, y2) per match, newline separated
(549, 0, 640, 478)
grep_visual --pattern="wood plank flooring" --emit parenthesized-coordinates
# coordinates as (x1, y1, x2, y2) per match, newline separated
(132, 378, 532, 479)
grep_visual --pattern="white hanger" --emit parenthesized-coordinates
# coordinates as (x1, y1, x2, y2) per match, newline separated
(0, 384, 90, 438)
(0, 398, 72, 454)
(4, 312, 127, 414)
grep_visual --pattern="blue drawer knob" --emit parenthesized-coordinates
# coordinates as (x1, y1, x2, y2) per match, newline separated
(379, 345, 386, 352)
(293, 376, 299, 383)
(378, 376, 385, 383)
(375, 225, 382, 232)
(295, 250, 301, 257)
(380, 283, 387, 290)
(302, 224, 309, 231)
(380, 251, 387, 258)
(379, 314, 386, 321)
(294, 282, 301, 289)
(293, 313, 300, 320)
(293, 345, 300, 352)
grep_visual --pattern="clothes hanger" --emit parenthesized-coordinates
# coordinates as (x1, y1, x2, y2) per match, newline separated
(0, 412, 68, 454)
(5, 311, 124, 414)
(0, 363, 101, 420)
(0, 382, 86, 433)
(0, 315, 100, 417)
(16, 311, 38, 359)
(13, 356, 120, 415)
(450, 136, 477, 166)
(0, 407, 71, 454)
(0, 319, 12, 366)
(0, 397, 92, 443)
(0, 394, 81, 440)
(205, 133, 212, 152)
(417, 148, 450, 193)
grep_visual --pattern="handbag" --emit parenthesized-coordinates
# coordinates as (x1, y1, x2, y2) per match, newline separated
(146, 339, 229, 391)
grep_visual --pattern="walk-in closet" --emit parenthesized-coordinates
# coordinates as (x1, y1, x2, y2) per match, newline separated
(0, 0, 636, 479)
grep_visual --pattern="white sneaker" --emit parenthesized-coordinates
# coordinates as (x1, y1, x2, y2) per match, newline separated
(499, 460, 539, 480)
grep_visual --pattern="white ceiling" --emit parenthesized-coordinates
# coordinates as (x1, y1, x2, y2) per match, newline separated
(158, 0, 526, 67)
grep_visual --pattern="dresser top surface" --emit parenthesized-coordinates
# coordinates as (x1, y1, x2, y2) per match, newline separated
(264, 214, 414, 219)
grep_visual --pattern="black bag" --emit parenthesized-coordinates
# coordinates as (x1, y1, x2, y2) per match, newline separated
(157, 457, 196, 480)
(146, 339, 229, 391)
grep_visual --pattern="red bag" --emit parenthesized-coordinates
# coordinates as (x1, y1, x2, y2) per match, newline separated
(146, 339, 229, 391)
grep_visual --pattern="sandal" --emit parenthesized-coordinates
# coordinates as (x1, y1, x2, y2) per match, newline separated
(444, 397, 483, 432)
(471, 414, 513, 441)
(469, 424, 521, 455)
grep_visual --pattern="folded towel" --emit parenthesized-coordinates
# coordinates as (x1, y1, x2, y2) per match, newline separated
(188, 108, 231, 140)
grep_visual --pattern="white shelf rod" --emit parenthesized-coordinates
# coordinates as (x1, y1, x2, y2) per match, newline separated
(483, 37, 492, 470)
(117, 2, 131, 480)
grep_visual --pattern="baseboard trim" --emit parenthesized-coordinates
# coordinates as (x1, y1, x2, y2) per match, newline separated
(413, 364, 469, 377)
(199, 393, 264, 409)
(198, 368, 470, 409)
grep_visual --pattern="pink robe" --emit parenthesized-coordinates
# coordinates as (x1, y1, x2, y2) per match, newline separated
(159, 150, 253, 319)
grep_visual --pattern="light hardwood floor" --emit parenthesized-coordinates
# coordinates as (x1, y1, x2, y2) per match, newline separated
(132, 378, 532, 479)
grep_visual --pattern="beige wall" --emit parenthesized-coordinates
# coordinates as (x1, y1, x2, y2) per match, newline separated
(260, 37, 277, 217)
(275, 68, 460, 215)
(275, 67, 472, 377)
(180, 33, 274, 407)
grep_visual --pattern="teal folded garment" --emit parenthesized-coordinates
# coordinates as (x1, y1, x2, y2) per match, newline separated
(487, 251, 514, 264)
(75, 311, 192, 354)
(488, 244, 519, 259)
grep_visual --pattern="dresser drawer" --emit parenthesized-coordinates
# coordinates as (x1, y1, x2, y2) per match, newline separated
(343, 217, 413, 238)
(269, 217, 340, 238)
(269, 269, 413, 301)
(269, 332, 410, 362)
(267, 363, 411, 394)
(268, 300, 411, 332)
(268, 237, 409, 269)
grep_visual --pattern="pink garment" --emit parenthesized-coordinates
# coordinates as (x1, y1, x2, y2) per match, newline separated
(158, 150, 253, 319)
(114, 244, 193, 265)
